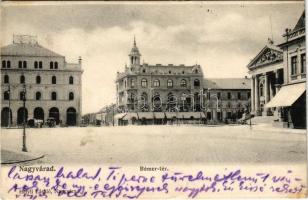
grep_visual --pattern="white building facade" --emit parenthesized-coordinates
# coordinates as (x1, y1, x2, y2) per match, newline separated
(1, 35, 83, 127)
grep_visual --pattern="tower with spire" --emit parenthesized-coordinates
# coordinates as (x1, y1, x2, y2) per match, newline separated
(129, 36, 141, 67)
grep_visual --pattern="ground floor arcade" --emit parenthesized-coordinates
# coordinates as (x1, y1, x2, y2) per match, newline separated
(1, 106, 79, 127)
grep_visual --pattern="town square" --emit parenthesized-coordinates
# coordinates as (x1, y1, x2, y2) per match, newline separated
(0, 2, 307, 199)
(1, 124, 306, 165)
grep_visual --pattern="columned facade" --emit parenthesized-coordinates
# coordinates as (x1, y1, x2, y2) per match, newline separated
(247, 11, 306, 128)
(247, 41, 284, 118)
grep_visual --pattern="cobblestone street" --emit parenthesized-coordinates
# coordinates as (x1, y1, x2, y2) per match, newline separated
(1, 124, 306, 165)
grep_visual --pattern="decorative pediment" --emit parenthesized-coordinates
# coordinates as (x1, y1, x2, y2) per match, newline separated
(247, 46, 283, 69)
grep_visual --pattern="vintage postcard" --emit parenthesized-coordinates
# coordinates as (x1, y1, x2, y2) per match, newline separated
(0, 1, 306, 199)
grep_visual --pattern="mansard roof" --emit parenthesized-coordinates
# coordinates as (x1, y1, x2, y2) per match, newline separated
(1, 43, 64, 57)
(247, 44, 283, 69)
(203, 78, 251, 90)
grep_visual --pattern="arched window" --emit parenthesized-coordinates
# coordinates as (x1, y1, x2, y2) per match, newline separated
(55, 62, 58, 69)
(23, 61, 27, 68)
(131, 79, 135, 87)
(141, 92, 148, 104)
(7, 61, 11, 68)
(39, 61, 43, 69)
(51, 92, 57, 100)
(50, 62, 54, 69)
(2, 60, 5, 68)
(52, 76, 56, 84)
(69, 92, 74, 100)
(4, 75, 9, 84)
(153, 79, 160, 87)
(180, 79, 187, 87)
(36, 76, 41, 84)
(36, 92, 41, 100)
(167, 79, 173, 87)
(194, 69, 198, 74)
(141, 79, 147, 87)
(20, 91, 25, 100)
(69, 76, 74, 84)
(194, 79, 200, 87)
(20, 75, 25, 84)
(4, 91, 10, 100)
(18, 61, 22, 68)
(34, 61, 38, 68)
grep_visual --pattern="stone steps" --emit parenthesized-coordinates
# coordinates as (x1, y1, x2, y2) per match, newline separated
(251, 116, 277, 124)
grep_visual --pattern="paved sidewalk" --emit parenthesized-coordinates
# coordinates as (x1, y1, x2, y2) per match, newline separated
(1, 149, 44, 165)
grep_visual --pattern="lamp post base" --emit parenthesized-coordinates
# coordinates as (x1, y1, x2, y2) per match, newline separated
(22, 147, 28, 152)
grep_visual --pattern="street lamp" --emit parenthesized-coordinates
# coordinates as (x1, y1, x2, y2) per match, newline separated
(112, 105, 115, 126)
(22, 84, 28, 152)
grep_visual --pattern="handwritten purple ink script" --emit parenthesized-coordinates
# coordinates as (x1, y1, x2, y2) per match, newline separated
(5, 166, 306, 199)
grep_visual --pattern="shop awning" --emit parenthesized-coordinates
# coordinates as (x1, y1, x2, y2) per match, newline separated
(122, 113, 138, 120)
(154, 112, 165, 119)
(138, 112, 154, 119)
(114, 113, 127, 119)
(266, 82, 306, 108)
(165, 112, 178, 119)
(180, 112, 204, 119)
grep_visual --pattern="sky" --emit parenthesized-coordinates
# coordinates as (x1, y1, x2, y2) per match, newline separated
(1, 2, 304, 114)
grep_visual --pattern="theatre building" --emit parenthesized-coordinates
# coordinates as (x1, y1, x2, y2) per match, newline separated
(115, 38, 251, 125)
(248, 11, 306, 128)
(1, 35, 83, 127)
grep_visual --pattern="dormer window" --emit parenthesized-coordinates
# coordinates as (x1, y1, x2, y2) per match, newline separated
(142, 69, 146, 73)
(169, 70, 171, 74)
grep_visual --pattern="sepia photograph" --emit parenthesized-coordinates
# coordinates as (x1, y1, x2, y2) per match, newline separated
(0, 1, 306, 199)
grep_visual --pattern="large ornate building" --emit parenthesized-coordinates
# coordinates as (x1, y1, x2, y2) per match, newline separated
(248, 11, 306, 128)
(115, 38, 251, 125)
(1, 35, 83, 127)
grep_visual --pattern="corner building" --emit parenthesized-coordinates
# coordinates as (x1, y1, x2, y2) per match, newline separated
(248, 11, 306, 128)
(1, 35, 83, 126)
(115, 38, 251, 125)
